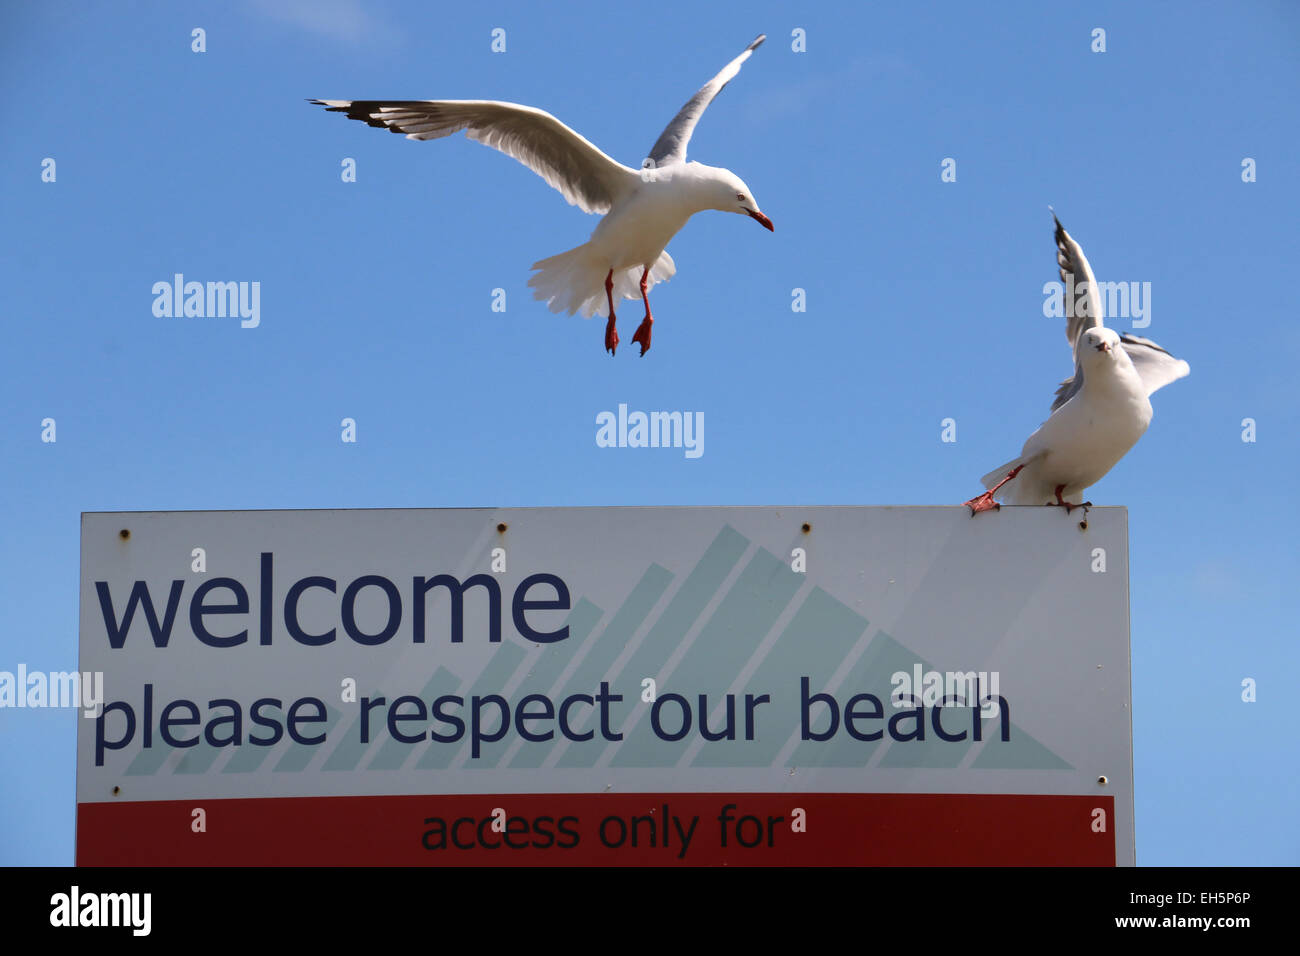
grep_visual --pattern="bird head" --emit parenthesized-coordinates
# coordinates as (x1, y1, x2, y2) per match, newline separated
(1080, 327, 1124, 366)
(710, 170, 773, 231)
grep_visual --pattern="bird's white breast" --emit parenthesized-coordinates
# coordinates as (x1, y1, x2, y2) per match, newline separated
(590, 172, 705, 270)
(1027, 366, 1153, 495)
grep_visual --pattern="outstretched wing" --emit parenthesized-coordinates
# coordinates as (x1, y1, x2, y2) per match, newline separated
(1049, 212, 1106, 411)
(645, 34, 766, 167)
(1118, 333, 1190, 397)
(310, 99, 638, 214)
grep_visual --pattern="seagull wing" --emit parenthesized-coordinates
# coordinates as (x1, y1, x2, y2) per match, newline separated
(645, 34, 765, 167)
(1049, 212, 1107, 411)
(311, 99, 639, 214)
(1119, 333, 1190, 397)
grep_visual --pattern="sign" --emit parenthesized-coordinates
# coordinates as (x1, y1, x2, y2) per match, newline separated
(77, 507, 1134, 865)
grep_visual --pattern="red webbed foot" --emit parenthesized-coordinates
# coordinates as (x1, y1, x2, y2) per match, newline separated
(1052, 485, 1091, 513)
(963, 491, 1001, 515)
(632, 315, 653, 356)
(963, 464, 1025, 517)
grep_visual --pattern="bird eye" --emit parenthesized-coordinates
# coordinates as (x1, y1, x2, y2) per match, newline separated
(737, 193, 746, 201)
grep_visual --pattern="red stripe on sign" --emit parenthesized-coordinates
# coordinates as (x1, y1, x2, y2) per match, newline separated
(77, 793, 1116, 866)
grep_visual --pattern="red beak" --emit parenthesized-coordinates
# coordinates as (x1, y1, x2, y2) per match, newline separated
(748, 210, 774, 232)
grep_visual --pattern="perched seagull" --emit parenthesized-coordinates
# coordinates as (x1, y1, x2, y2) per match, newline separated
(311, 34, 773, 356)
(964, 213, 1190, 515)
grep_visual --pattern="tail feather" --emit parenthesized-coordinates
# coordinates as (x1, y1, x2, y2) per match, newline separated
(980, 457, 1025, 490)
(528, 243, 676, 318)
(979, 452, 1058, 505)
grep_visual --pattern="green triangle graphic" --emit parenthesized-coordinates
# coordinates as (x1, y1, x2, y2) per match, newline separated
(973, 721, 1073, 769)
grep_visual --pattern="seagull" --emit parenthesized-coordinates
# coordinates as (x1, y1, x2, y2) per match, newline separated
(311, 34, 773, 356)
(964, 213, 1190, 515)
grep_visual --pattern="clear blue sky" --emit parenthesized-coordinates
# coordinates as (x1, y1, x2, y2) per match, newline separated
(1, 0, 1297, 865)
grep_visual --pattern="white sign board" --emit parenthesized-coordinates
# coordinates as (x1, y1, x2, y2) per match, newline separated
(78, 507, 1134, 865)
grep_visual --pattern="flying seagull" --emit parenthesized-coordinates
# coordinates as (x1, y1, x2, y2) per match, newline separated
(964, 213, 1190, 515)
(311, 34, 773, 356)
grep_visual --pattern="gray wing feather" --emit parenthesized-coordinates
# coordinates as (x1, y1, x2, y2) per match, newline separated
(1049, 212, 1105, 411)
(1119, 333, 1191, 396)
(310, 99, 637, 214)
(646, 34, 765, 167)
(1050, 372, 1083, 412)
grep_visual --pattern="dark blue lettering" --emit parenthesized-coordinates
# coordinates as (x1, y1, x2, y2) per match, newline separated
(651, 693, 691, 741)
(387, 695, 427, 743)
(249, 698, 283, 745)
(96, 580, 185, 648)
(888, 705, 925, 742)
(204, 698, 242, 746)
(516, 694, 554, 742)
(470, 694, 510, 757)
(595, 682, 623, 741)
(844, 693, 883, 741)
(160, 699, 200, 747)
(558, 693, 593, 741)
(190, 578, 249, 647)
(342, 575, 401, 645)
(430, 695, 464, 743)
(512, 573, 570, 643)
(413, 574, 501, 644)
(259, 553, 273, 645)
(359, 696, 386, 744)
(800, 677, 838, 740)
(933, 697, 967, 742)
(284, 577, 336, 645)
(287, 697, 327, 744)
(95, 700, 135, 766)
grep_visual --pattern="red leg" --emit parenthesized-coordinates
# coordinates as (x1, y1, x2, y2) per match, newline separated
(1051, 484, 1091, 513)
(631, 267, 654, 356)
(963, 464, 1025, 516)
(603, 270, 618, 356)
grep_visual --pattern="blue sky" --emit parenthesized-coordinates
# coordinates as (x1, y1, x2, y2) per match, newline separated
(1, 0, 1297, 865)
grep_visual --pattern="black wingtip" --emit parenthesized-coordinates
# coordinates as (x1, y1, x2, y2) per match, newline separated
(1050, 208, 1068, 244)
(749, 34, 766, 51)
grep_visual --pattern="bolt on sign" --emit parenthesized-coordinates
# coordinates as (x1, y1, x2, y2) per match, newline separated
(77, 507, 1134, 865)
